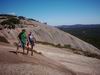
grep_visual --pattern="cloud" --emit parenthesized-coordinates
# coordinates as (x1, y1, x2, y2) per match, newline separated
(0, 12, 16, 15)
(9, 12, 16, 15)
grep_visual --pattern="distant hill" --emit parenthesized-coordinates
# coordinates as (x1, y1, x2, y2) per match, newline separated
(56, 24, 100, 49)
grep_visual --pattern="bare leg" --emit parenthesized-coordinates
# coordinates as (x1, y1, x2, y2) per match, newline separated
(23, 48, 25, 54)
(22, 42, 26, 54)
(27, 48, 29, 55)
(31, 47, 33, 56)
(31, 51, 33, 56)
(26, 42, 29, 55)
(31, 44, 34, 56)
(16, 43, 19, 54)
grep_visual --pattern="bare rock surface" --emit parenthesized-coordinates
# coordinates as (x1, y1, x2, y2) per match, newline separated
(35, 44, 100, 75)
(0, 44, 75, 75)
(0, 44, 100, 75)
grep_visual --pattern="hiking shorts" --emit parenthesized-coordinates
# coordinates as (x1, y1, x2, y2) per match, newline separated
(21, 41, 26, 48)
(30, 40, 35, 47)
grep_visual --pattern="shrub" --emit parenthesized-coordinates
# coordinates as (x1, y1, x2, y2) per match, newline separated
(64, 44, 71, 48)
(43, 22, 47, 24)
(1, 20, 11, 25)
(36, 41, 72, 49)
(83, 51, 100, 59)
(55, 44, 62, 48)
(72, 49, 100, 59)
(28, 18, 37, 21)
(0, 18, 20, 29)
(36, 41, 55, 46)
(0, 36, 9, 43)
(18, 16, 26, 20)
(8, 18, 20, 24)
(0, 14, 17, 17)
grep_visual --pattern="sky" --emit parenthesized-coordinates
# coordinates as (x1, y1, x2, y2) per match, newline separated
(0, 0, 100, 26)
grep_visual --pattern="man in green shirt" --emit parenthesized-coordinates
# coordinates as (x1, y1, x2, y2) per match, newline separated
(17, 29, 27, 54)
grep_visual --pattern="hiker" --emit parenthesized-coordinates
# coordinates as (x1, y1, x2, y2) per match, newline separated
(16, 29, 27, 54)
(27, 32, 36, 55)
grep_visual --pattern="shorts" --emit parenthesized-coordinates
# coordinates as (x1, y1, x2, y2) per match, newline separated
(30, 40, 35, 47)
(20, 41, 26, 48)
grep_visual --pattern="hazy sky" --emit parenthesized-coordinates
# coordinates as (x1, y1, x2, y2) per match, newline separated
(0, 0, 100, 25)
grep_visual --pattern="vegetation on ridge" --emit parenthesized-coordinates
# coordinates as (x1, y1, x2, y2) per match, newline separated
(0, 17, 20, 29)
(0, 14, 42, 29)
(36, 41, 100, 59)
